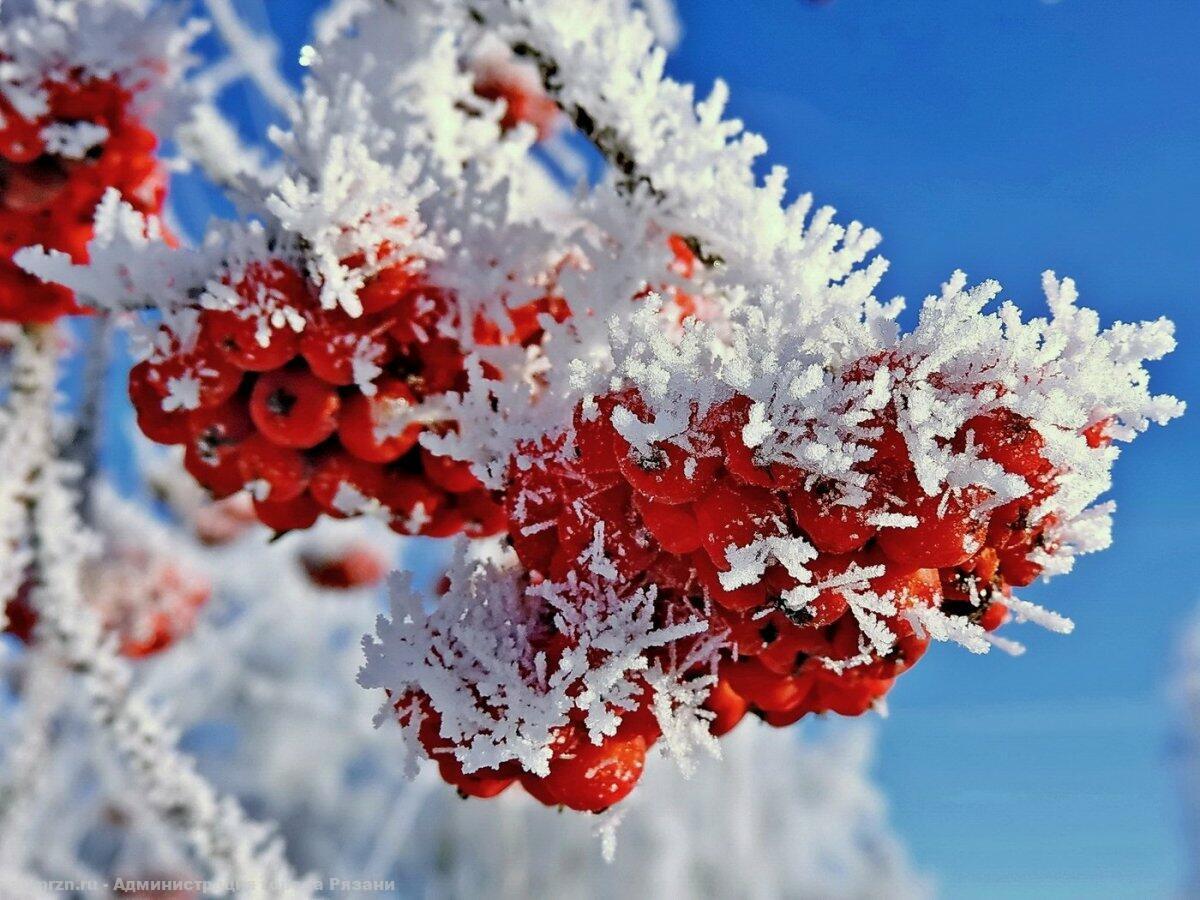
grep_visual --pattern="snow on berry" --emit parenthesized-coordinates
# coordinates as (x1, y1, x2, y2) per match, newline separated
(0, 0, 193, 322)
(361, 539, 718, 804)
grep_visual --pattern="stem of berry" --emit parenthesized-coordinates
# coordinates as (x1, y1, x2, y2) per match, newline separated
(467, 2, 725, 269)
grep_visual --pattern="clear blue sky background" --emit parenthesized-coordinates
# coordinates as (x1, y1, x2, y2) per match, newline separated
(168, 2, 1200, 896)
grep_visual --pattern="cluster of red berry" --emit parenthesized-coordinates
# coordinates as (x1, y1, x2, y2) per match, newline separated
(4, 560, 210, 659)
(128, 258, 565, 536)
(498, 368, 1100, 758)
(1, 76, 166, 322)
(415, 706, 654, 811)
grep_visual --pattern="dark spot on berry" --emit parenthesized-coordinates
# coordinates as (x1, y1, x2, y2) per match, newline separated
(266, 387, 297, 417)
(776, 600, 813, 627)
(634, 446, 666, 472)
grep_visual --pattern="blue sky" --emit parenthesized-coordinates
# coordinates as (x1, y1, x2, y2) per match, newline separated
(169, 1, 1200, 895)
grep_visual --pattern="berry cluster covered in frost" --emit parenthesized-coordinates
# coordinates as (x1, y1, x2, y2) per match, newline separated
(4, 485, 211, 657)
(2, 484, 926, 896)
(17, 0, 1183, 818)
(0, 0, 193, 322)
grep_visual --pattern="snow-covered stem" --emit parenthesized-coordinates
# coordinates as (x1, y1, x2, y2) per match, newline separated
(0, 650, 63, 866)
(12, 326, 312, 898)
(65, 316, 112, 522)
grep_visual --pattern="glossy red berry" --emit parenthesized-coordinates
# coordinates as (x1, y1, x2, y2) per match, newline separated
(357, 264, 418, 315)
(773, 560, 850, 629)
(787, 482, 876, 555)
(183, 402, 254, 498)
(540, 733, 647, 813)
(632, 492, 702, 555)
(571, 404, 622, 478)
(979, 600, 1008, 632)
(997, 546, 1044, 587)
(204, 310, 299, 372)
(249, 367, 340, 449)
(309, 452, 388, 517)
(253, 493, 322, 532)
(455, 489, 507, 538)
(418, 503, 464, 538)
(876, 486, 989, 570)
(615, 435, 722, 506)
(137, 344, 243, 412)
(704, 678, 749, 736)
(691, 550, 768, 612)
(693, 479, 787, 570)
(420, 446, 482, 494)
(388, 286, 454, 347)
(338, 377, 422, 462)
(520, 773, 562, 806)
(300, 308, 394, 386)
(129, 361, 191, 445)
(956, 409, 1050, 480)
(379, 472, 444, 535)
(236, 433, 309, 502)
(552, 481, 655, 580)
(436, 756, 516, 799)
(723, 657, 809, 713)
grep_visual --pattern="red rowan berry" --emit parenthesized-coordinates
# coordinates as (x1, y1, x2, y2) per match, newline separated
(956, 409, 1051, 481)
(520, 773, 562, 806)
(338, 377, 422, 462)
(309, 451, 388, 517)
(138, 344, 243, 412)
(876, 486, 989, 569)
(724, 657, 809, 713)
(419, 446, 482, 493)
(204, 310, 299, 372)
(300, 308, 395, 386)
(540, 732, 647, 813)
(787, 481, 876, 555)
(236, 433, 309, 502)
(253, 493, 322, 532)
(249, 367, 340, 448)
(357, 264, 418, 315)
(129, 362, 191, 445)
(691, 551, 768, 612)
(703, 677, 749, 736)
(979, 600, 1008, 632)
(301, 545, 388, 590)
(616, 435, 722, 506)
(456, 489, 507, 538)
(632, 492, 702, 555)
(693, 479, 787, 571)
(380, 471, 445, 533)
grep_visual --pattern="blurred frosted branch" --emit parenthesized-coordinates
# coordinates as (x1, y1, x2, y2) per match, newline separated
(3, 326, 312, 897)
(201, 0, 298, 116)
